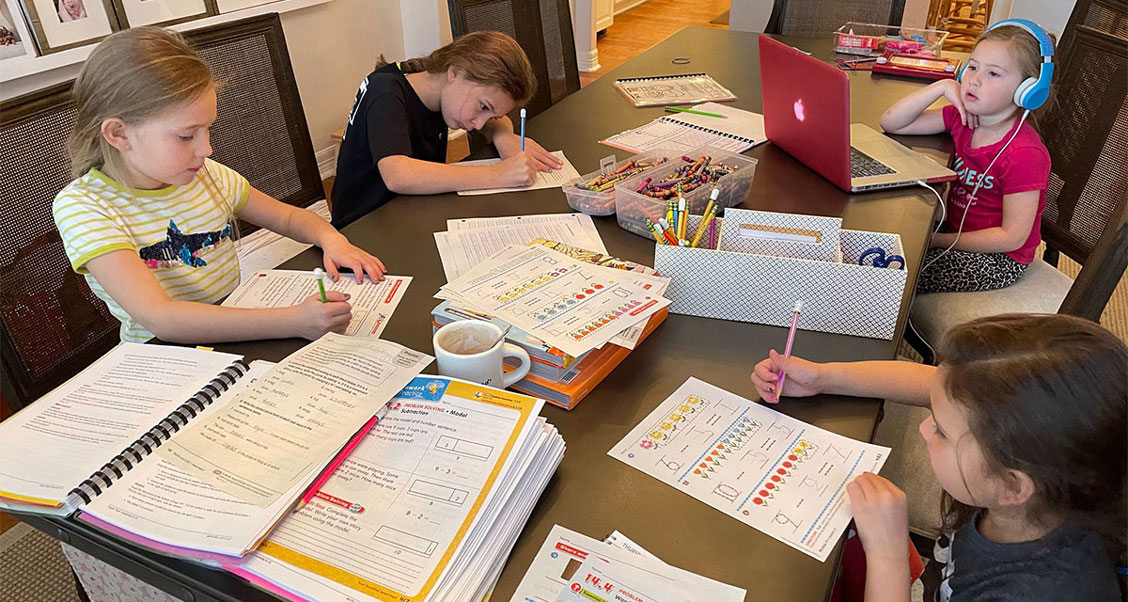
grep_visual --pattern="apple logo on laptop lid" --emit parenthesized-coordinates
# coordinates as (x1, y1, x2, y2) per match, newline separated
(793, 98, 805, 122)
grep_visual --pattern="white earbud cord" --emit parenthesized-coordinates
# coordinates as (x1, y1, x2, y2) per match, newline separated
(908, 110, 1030, 357)
(920, 109, 1030, 275)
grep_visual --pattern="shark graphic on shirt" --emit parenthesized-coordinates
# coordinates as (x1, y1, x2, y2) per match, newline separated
(139, 219, 233, 269)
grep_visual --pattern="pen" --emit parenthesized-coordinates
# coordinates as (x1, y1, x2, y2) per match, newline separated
(775, 300, 803, 402)
(296, 403, 391, 511)
(519, 108, 526, 151)
(709, 218, 716, 249)
(314, 268, 328, 303)
(677, 195, 687, 240)
(664, 105, 726, 118)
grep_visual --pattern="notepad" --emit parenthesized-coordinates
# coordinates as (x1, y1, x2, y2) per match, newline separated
(601, 102, 767, 154)
(613, 73, 737, 107)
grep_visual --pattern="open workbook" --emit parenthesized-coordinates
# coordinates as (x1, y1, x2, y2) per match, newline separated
(0, 334, 432, 562)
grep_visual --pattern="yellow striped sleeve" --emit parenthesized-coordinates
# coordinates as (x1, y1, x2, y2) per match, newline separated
(52, 187, 134, 273)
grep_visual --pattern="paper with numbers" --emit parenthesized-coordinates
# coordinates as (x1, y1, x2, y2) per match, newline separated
(609, 377, 889, 562)
(437, 245, 669, 357)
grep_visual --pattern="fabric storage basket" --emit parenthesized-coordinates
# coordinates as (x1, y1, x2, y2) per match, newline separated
(614, 145, 757, 238)
(653, 209, 908, 339)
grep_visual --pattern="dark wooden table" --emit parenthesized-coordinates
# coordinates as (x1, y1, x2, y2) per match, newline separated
(19, 26, 951, 602)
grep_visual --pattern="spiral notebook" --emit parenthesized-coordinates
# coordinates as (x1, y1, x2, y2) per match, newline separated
(613, 73, 737, 107)
(0, 336, 431, 560)
(601, 102, 767, 154)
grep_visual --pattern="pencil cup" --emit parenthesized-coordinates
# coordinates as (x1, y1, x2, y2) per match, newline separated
(433, 321, 530, 389)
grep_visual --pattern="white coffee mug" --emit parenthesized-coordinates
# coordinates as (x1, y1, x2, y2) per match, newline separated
(432, 321, 531, 388)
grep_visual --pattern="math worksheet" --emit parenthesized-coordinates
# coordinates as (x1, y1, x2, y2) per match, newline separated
(609, 378, 889, 562)
(435, 225, 606, 283)
(509, 525, 744, 602)
(222, 270, 410, 338)
(239, 376, 544, 602)
(158, 335, 432, 507)
(437, 245, 669, 357)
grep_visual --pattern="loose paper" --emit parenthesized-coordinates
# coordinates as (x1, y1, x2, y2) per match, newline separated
(609, 377, 889, 562)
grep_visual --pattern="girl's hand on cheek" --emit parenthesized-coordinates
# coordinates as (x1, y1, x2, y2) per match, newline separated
(936, 79, 970, 127)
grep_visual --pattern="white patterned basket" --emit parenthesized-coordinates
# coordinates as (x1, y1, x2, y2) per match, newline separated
(653, 208, 908, 339)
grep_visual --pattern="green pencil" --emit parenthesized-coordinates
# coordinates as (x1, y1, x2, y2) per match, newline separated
(664, 106, 726, 118)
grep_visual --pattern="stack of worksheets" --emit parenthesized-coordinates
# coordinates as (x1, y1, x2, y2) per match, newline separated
(226, 376, 565, 602)
(435, 243, 670, 361)
(432, 215, 671, 408)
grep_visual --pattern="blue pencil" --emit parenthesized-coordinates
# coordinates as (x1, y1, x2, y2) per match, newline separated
(519, 108, 526, 151)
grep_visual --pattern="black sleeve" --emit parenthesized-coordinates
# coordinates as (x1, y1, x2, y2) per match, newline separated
(364, 90, 414, 165)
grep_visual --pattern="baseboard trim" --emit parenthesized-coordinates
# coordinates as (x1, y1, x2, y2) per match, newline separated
(316, 146, 337, 181)
(614, 0, 648, 16)
(577, 47, 601, 72)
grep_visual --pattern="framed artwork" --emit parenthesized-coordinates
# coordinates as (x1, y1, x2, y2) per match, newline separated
(111, 0, 213, 28)
(0, 0, 35, 62)
(214, 0, 276, 14)
(20, 0, 117, 54)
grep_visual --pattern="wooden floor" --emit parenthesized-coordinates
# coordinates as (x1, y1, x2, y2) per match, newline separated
(579, 0, 731, 87)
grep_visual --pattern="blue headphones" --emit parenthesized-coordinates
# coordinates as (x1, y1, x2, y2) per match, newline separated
(956, 18, 1055, 110)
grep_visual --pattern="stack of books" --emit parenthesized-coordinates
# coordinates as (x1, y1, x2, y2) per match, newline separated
(431, 241, 669, 410)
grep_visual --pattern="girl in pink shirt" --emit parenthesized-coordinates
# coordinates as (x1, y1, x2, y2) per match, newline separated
(880, 24, 1054, 294)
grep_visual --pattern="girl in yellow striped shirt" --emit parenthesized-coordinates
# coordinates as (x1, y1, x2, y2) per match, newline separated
(53, 26, 385, 343)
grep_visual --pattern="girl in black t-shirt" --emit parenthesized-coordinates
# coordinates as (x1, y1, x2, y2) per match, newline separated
(332, 31, 561, 227)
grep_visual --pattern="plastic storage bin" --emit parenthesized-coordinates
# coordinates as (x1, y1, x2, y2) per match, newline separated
(563, 152, 670, 216)
(613, 145, 757, 239)
(833, 23, 949, 56)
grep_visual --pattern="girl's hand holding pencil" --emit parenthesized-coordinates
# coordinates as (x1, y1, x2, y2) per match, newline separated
(750, 350, 823, 403)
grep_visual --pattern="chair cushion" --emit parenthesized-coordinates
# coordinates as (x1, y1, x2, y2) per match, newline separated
(910, 259, 1073, 344)
(873, 400, 944, 539)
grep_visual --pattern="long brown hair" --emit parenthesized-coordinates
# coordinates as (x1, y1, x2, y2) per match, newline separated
(378, 31, 536, 106)
(936, 314, 1126, 550)
(69, 26, 213, 178)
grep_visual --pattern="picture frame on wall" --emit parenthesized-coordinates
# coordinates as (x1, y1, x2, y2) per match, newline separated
(214, 0, 276, 14)
(19, 0, 116, 54)
(0, 0, 36, 62)
(111, 0, 213, 28)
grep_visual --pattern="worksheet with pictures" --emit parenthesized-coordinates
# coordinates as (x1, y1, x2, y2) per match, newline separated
(609, 378, 889, 562)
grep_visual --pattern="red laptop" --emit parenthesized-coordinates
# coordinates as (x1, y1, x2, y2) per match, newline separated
(758, 36, 955, 192)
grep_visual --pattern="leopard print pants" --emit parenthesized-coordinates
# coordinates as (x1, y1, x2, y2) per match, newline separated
(916, 248, 1028, 294)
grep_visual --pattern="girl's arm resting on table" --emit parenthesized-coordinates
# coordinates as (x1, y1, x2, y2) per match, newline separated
(930, 190, 1039, 253)
(83, 250, 352, 343)
(880, 79, 967, 135)
(378, 153, 538, 193)
(236, 186, 386, 283)
(751, 352, 935, 407)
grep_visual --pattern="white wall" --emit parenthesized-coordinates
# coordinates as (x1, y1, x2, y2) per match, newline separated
(991, 0, 1076, 38)
(1, 0, 407, 176)
(282, 0, 404, 163)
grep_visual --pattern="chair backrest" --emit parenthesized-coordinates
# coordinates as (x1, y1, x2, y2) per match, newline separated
(765, 0, 906, 37)
(0, 84, 120, 412)
(447, 0, 580, 121)
(188, 14, 323, 227)
(1040, 15, 1128, 321)
(0, 13, 321, 411)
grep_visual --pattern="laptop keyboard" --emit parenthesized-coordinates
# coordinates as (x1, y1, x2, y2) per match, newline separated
(850, 147, 897, 178)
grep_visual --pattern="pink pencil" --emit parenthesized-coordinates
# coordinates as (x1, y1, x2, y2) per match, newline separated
(775, 300, 803, 402)
(296, 403, 390, 510)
